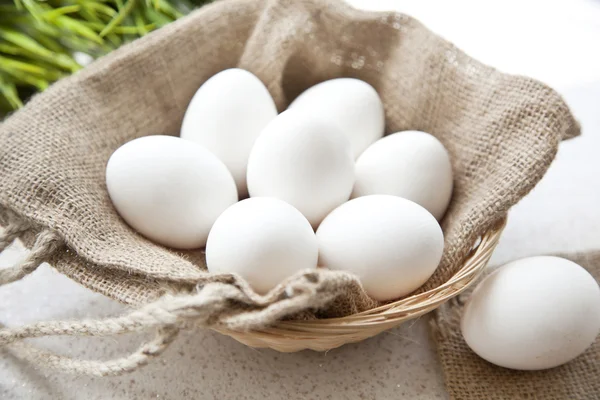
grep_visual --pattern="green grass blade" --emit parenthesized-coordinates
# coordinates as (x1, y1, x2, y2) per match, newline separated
(99, 0, 136, 37)
(20, 0, 49, 21)
(144, 6, 172, 27)
(42, 5, 81, 20)
(57, 55, 82, 72)
(133, 8, 150, 35)
(155, 0, 183, 19)
(0, 28, 54, 58)
(105, 32, 122, 46)
(1, 0, 209, 112)
(15, 15, 64, 38)
(0, 43, 24, 56)
(24, 27, 65, 52)
(78, 8, 102, 26)
(0, 55, 48, 75)
(0, 80, 23, 109)
(1, 65, 50, 90)
(77, 1, 117, 18)
(82, 21, 155, 35)
(54, 15, 104, 44)
(0, 71, 22, 110)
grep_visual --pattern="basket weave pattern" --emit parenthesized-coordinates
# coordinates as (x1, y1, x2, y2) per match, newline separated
(217, 219, 505, 351)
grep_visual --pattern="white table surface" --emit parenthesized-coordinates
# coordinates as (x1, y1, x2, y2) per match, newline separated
(2, 1, 600, 399)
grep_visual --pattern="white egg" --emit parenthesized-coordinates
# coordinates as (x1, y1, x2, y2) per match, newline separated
(461, 256, 600, 370)
(247, 110, 355, 228)
(316, 195, 444, 301)
(206, 197, 318, 294)
(289, 78, 385, 159)
(106, 135, 237, 249)
(180, 68, 277, 197)
(352, 130, 453, 220)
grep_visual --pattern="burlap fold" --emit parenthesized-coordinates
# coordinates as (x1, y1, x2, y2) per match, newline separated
(0, 0, 579, 327)
(432, 252, 600, 400)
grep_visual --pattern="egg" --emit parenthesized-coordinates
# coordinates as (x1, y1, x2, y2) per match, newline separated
(246, 110, 355, 228)
(352, 130, 453, 220)
(106, 135, 237, 249)
(206, 197, 318, 294)
(316, 195, 444, 301)
(461, 256, 600, 370)
(289, 78, 385, 159)
(180, 68, 277, 197)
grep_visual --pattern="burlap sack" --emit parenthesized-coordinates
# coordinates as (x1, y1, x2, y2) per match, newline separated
(0, 0, 578, 329)
(432, 252, 600, 400)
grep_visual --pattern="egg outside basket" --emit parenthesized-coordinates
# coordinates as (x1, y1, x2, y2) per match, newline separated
(0, 0, 578, 375)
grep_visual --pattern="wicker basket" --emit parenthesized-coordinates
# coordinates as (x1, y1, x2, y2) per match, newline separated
(0, 0, 577, 376)
(216, 218, 505, 352)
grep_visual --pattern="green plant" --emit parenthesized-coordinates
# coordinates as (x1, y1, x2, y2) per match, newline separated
(0, 0, 209, 115)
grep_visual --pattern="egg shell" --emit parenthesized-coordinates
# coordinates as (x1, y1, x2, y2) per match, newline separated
(289, 78, 385, 159)
(206, 197, 318, 294)
(246, 110, 355, 228)
(106, 135, 237, 249)
(180, 68, 277, 197)
(461, 256, 600, 370)
(352, 130, 453, 220)
(316, 195, 444, 301)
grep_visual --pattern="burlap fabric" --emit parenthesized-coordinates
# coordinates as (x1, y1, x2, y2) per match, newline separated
(432, 252, 600, 400)
(0, 0, 579, 328)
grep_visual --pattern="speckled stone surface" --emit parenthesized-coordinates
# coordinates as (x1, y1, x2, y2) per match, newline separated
(2, 1, 600, 399)
(0, 256, 447, 400)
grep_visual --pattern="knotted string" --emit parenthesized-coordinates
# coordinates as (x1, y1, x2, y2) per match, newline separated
(0, 219, 329, 376)
(0, 219, 185, 376)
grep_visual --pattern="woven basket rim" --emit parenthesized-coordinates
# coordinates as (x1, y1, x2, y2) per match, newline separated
(216, 217, 506, 350)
